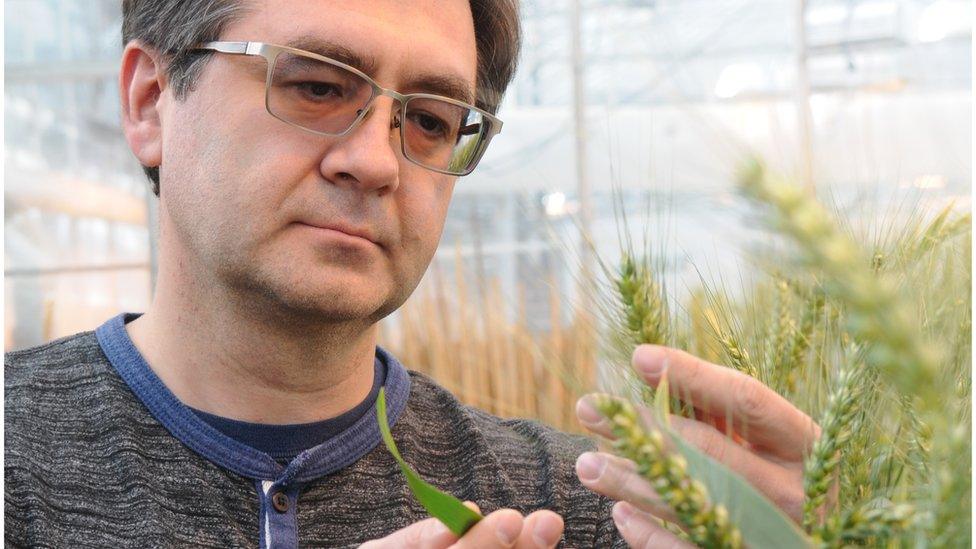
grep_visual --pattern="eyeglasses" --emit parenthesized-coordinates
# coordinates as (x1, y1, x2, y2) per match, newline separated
(191, 41, 502, 176)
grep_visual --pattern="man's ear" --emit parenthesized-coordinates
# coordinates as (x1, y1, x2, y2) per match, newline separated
(120, 41, 167, 171)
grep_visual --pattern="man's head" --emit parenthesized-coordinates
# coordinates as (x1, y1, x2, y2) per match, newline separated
(119, 0, 520, 326)
(122, 0, 520, 196)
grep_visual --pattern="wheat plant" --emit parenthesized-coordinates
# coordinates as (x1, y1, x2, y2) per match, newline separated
(380, 155, 969, 547)
(592, 157, 970, 547)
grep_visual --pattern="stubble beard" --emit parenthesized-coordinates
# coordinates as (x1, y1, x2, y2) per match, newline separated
(211, 242, 419, 331)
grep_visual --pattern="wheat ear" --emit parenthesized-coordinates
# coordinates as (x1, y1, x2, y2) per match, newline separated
(595, 396, 743, 549)
(787, 290, 824, 378)
(766, 278, 796, 391)
(816, 501, 918, 547)
(616, 254, 669, 346)
(703, 309, 759, 379)
(803, 354, 865, 531)
(738, 158, 940, 403)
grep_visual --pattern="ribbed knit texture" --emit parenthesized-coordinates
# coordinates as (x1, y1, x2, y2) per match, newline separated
(5, 329, 625, 548)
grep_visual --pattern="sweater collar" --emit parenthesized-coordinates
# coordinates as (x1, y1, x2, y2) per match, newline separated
(95, 312, 411, 482)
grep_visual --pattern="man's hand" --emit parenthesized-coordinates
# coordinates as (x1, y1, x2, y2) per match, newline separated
(359, 502, 564, 549)
(574, 344, 820, 547)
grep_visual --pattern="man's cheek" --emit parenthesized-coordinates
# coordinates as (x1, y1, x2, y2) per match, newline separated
(386, 228, 428, 291)
(403, 215, 439, 257)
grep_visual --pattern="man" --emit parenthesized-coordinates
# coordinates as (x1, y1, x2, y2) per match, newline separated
(5, 1, 818, 547)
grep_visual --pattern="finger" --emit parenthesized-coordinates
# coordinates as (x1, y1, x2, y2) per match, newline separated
(671, 415, 804, 521)
(448, 507, 524, 548)
(579, 393, 770, 478)
(577, 393, 661, 440)
(576, 393, 669, 448)
(669, 414, 778, 478)
(577, 395, 770, 476)
(633, 345, 819, 458)
(612, 501, 696, 549)
(358, 516, 458, 549)
(575, 451, 677, 523)
(578, 393, 805, 523)
(515, 509, 563, 548)
(576, 394, 612, 434)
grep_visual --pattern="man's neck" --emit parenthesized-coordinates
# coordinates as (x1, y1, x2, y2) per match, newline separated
(126, 264, 378, 426)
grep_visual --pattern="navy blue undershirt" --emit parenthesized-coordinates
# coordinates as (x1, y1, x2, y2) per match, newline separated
(189, 357, 386, 465)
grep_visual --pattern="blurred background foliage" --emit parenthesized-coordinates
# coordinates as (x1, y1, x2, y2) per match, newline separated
(4, 0, 970, 429)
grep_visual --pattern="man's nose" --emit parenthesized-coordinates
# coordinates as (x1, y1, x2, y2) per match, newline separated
(318, 97, 401, 195)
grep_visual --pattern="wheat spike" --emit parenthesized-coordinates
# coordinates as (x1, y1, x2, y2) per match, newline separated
(905, 206, 972, 264)
(595, 396, 743, 549)
(738, 158, 941, 403)
(703, 308, 759, 379)
(817, 501, 918, 547)
(616, 254, 669, 346)
(766, 278, 796, 391)
(803, 352, 865, 530)
(787, 290, 824, 379)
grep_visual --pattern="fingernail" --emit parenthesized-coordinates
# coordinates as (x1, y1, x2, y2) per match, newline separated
(613, 501, 634, 529)
(634, 345, 667, 379)
(576, 452, 606, 482)
(496, 514, 521, 545)
(532, 516, 562, 548)
(576, 396, 604, 426)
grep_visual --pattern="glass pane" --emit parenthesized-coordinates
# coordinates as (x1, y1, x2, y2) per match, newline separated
(267, 52, 373, 135)
(403, 97, 483, 173)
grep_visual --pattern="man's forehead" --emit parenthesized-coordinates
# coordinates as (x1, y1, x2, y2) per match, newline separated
(235, 0, 478, 101)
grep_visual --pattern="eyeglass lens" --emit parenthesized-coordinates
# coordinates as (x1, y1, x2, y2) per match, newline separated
(267, 51, 487, 174)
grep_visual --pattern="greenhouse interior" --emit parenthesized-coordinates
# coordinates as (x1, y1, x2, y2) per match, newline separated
(4, 0, 973, 547)
(6, 0, 969, 352)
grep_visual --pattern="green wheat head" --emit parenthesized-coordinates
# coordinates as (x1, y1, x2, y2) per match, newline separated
(595, 395, 743, 549)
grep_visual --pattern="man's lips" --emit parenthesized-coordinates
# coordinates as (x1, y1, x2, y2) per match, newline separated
(295, 221, 382, 248)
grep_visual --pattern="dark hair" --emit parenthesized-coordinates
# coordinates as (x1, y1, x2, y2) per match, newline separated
(121, 0, 522, 196)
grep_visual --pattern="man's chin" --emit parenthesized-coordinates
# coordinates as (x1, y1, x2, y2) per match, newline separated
(292, 279, 391, 314)
(259, 292, 390, 325)
(228, 274, 393, 325)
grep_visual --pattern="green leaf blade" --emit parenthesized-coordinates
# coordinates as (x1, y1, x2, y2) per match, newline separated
(376, 387, 483, 536)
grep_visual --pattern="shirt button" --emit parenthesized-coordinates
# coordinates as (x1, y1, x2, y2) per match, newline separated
(271, 491, 290, 513)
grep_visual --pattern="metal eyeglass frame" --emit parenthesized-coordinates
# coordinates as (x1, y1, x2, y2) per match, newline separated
(191, 41, 503, 176)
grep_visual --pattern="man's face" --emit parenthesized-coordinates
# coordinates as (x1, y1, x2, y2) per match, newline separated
(157, 0, 478, 323)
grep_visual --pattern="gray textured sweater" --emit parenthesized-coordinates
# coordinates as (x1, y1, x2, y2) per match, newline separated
(5, 314, 625, 548)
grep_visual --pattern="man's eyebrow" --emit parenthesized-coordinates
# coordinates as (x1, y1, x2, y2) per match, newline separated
(403, 74, 476, 105)
(285, 36, 379, 77)
(283, 35, 476, 105)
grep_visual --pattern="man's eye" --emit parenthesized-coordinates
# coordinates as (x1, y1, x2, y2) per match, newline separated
(296, 81, 342, 99)
(409, 112, 447, 136)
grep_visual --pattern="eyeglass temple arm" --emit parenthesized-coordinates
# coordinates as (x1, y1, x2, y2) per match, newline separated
(195, 41, 251, 54)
